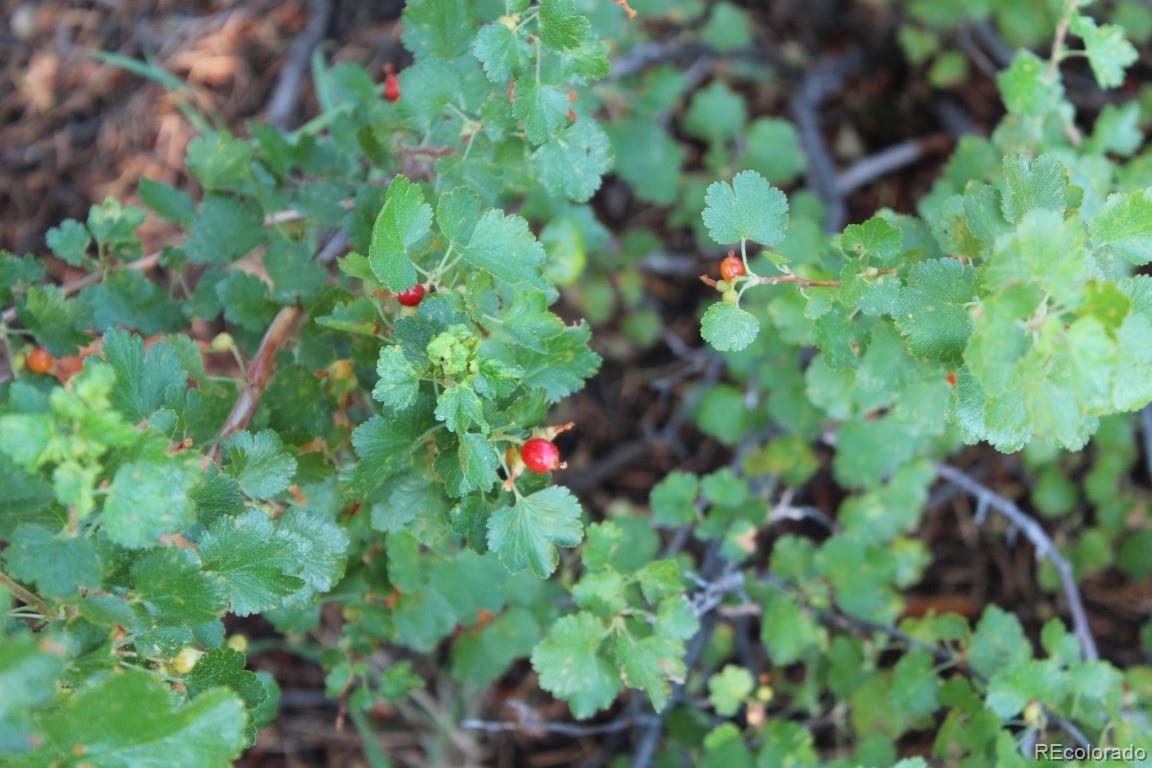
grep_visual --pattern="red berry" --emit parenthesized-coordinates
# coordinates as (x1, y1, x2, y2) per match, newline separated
(521, 438, 562, 473)
(720, 255, 746, 283)
(27, 347, 52, 374)
(396, 284, 426, 307)
(384, 72, 401, 102)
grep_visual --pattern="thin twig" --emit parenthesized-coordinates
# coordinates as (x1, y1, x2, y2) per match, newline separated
(755, 275, 841, 288)
(955, 24, 1001, 78)
(316, 229, 350, 266)
(632, 425, 770, 766)
(1, 207, 312, 327)
(638, 250, 702, 277)
(207, 305, 304, 461)
(687, 568, 745, 618)
(934, 97, 980, 139)
(1047, 0, 1079, 80)
(408, 685, 479, 759)
(767, 500, 838, 532)
(1047, 712, 1093, 750)
(630, 542, 725, 768)
(678, 56, 715, 99)
(630, 618, 715, 767)
(461, 713, 653, 737)
(203, 235, 342, 460)
(792, 54, 944, 227)
(0, 570, 48, 614)
(560, 440, 655, 494)
(835, 134, 951, 196)
(1, 251, 157, 327)
(607, 38, 703, 80)
(396, 145, 459, 158)
(934, 463, 1099, 661)
(969, 22, 1015, 68)
(751, 574, 1093, 751)
(757, 573, 953, 663)
(265, 0, 332, 130)
(789, 50, 864, 234)
(279, 688, 340, 709)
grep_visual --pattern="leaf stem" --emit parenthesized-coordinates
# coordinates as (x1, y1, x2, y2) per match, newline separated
(515, 7, 539, 31)
(460, 128, 479, 163)
(432, 244, 457, 280)
(1047, 0, 1079, 80)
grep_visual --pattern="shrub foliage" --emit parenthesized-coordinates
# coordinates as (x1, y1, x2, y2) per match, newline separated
(1, 1, 1151, 766)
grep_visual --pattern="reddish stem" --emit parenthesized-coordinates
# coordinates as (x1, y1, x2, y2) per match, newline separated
(207, 305, 304, 462)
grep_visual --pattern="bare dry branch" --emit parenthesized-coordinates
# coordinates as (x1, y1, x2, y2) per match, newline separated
(462, 699, 655, 737)
(265, 0, 333, 130)
(934, 462, 1099, 661)
(790, 50, 864, 233)
(835, 134, 951, 195)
